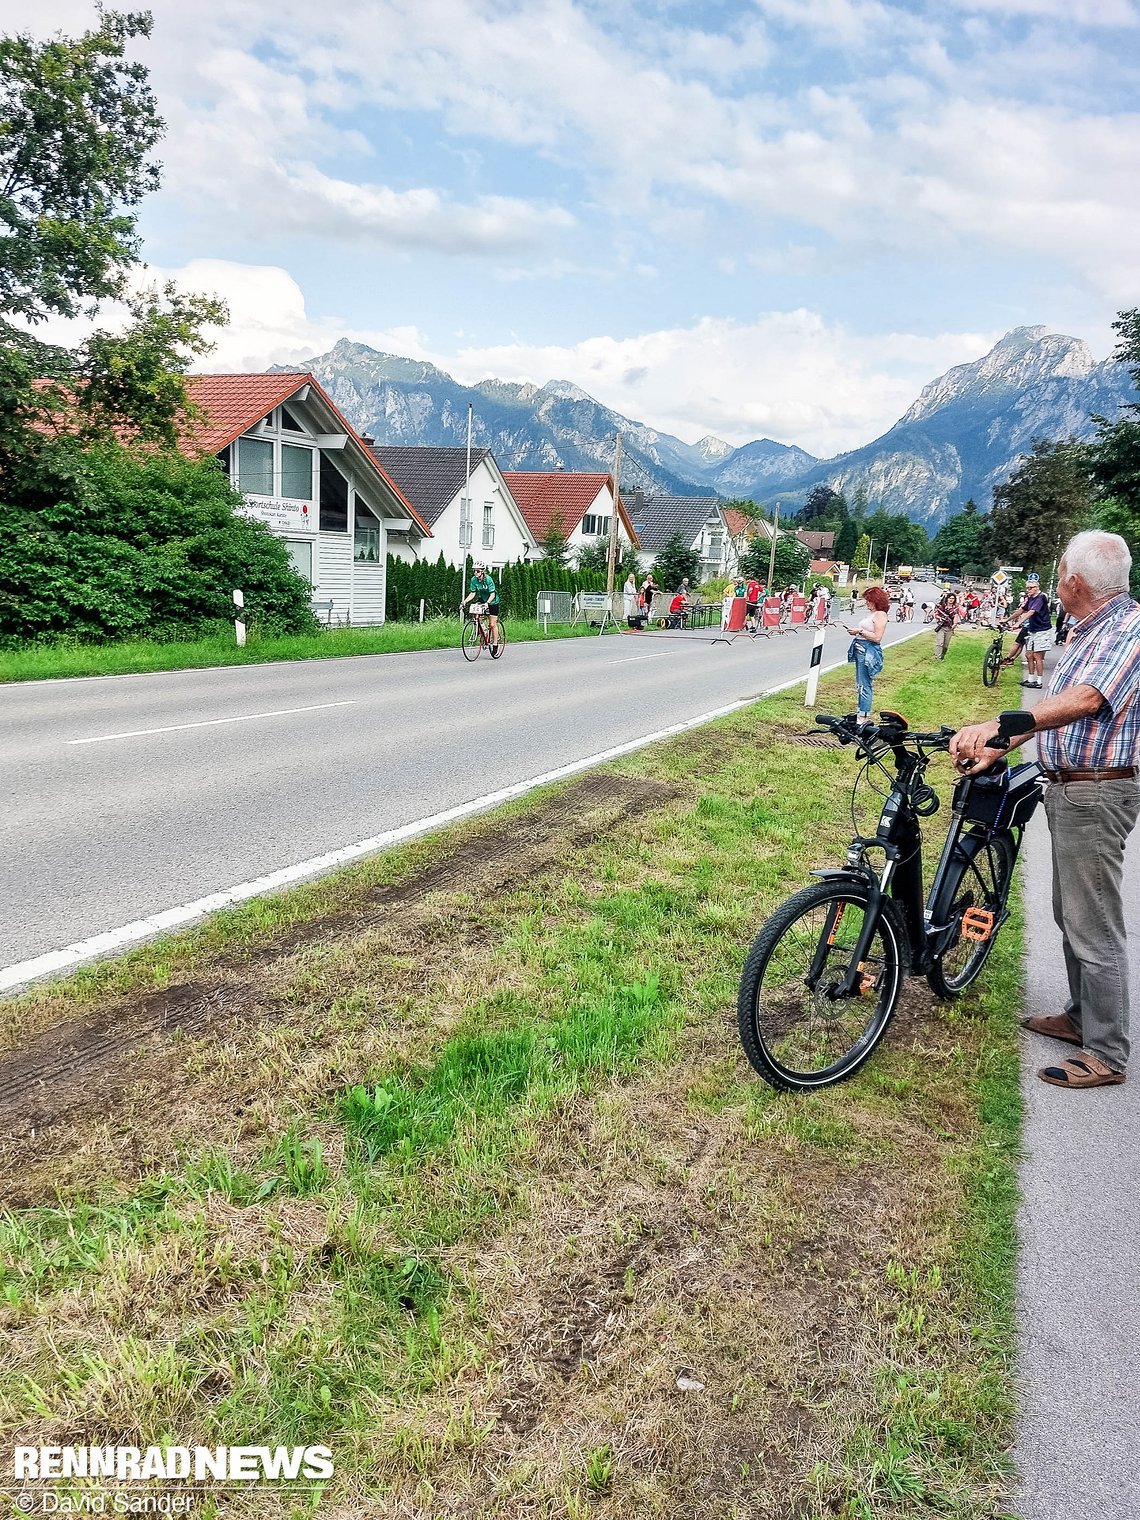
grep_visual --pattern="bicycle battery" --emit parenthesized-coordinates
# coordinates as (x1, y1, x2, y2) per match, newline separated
(955, 761, 1042, 831)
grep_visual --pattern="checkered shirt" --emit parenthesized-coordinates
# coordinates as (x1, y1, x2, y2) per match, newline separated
(1039, 593, 1140, 772)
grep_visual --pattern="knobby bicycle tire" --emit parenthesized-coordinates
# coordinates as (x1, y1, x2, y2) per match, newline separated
(461, 620, 482, 661)
(982, 645, 1002, 687)
(489, 619, 507, 658)
(738, 879, 910, 1093)
(926, 830, 1015, 997)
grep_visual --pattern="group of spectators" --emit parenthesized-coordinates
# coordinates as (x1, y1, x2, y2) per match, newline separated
(930, 575, 1058, 685)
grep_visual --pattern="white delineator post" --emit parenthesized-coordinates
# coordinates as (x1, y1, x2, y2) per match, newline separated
(804, 621, 826, 707)
(233, 588, 246, 647)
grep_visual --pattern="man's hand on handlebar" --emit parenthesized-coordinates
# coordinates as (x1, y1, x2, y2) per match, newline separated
(949, 720, 1005, 772)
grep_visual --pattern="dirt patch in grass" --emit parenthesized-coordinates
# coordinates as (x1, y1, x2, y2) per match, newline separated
(0, 771, 679, 1205)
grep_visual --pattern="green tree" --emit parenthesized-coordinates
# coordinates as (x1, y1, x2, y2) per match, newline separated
(930, 500, 993, 575)
(0, 10, 226, 513)
(1086, 309, 1140, 590)
(537, 515, 571, 566)
(987, 438, 1095, 575)
(576, 535, 639, 581)
(0, 445, 314, 645)
(834, 517, 859, 564)
(653, 531, 701, 590)
(738, 533, 810, 587)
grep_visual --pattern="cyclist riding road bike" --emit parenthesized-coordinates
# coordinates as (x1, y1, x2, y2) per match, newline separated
(462, 562, 501, 649)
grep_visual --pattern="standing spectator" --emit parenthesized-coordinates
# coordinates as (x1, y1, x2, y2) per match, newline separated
(932, 591, 959, 660)
(623, 571, 638, 621)
(950, 530, 1140, 1089)
(745, 575, 761, 630)
(901, 585, 915, 621)
(1011, 572, 1052, 688)
(845, 585, 890, 721)
(641, 572, 658, 618)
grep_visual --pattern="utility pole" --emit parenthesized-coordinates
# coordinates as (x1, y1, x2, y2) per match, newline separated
(865, 538, 875, 579)
(459, 403, 473, 616)
(766, 501, 780, 591)
(882, 545, 891, 579)
(605, 431, 623, 598)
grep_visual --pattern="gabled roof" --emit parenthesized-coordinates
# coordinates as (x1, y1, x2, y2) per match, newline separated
(181, 373, 430, 536)
(184, 374, 313, 454)
(369, 445, 492, 527)
(502, 471, 638, 546)
(724, 507, 765, 540)
(796, 529, 836, 552)
(627, 494, 724, 555)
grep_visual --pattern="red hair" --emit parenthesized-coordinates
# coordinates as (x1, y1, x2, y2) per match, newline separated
(864, 586, 890, 612)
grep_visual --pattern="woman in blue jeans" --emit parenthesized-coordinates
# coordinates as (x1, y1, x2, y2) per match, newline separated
(846, 585, 890, 719)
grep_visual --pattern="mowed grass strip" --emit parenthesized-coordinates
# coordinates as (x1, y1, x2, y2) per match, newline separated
(0, 615, 614, 682)
(0, 634, 1026, 1518)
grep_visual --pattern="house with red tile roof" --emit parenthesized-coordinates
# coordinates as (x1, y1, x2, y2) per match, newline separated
(501, 472, 638, 562)
(184, 374, 428, 625)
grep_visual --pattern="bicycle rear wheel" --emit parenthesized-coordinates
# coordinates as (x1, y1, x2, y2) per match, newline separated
(927, 831, 1015, 997)
(461, 620, 482, 661)
(738, 880, 909, 1092)
(489, 618, 507, 658)
(982, 643, 1002, 687)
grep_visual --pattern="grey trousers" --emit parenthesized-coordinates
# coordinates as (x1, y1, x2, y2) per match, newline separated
(1043, 777, 1140, 1071)
(934, 625, 953, 660)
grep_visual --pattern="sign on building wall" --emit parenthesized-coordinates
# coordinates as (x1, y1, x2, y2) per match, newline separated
(237, 497, 316, 534)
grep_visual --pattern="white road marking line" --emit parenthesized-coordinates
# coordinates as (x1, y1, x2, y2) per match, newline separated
(607, 653, 673, 664)
(67, 700, 357, 746)
(3, 619, 933, 993)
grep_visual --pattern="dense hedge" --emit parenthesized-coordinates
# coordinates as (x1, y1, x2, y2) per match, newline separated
(0, 443, 316, 647)
(386, 553, 609, 621)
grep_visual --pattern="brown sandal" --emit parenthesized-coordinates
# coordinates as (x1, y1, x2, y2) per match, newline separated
(1038, 1055, 1125, 1089)
(1021, 1014, 1082, 1046)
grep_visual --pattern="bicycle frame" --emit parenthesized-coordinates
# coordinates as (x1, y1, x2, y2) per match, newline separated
(808, 723, 1033, 990)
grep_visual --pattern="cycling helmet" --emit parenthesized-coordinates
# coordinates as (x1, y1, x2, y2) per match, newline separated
(474, 561, 485, 572)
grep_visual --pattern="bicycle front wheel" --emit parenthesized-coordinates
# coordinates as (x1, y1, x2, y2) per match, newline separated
(738, 880, 909, 1093)
(489, 618, 507, 658)
(927, 831, 1015, 997)
(982, 644, 1002, 687)
(461, 620, 482, 661)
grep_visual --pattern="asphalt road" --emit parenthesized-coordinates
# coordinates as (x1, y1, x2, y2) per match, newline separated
(2, 592, 938, 980)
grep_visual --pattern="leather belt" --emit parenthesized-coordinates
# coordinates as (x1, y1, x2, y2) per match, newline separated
(1041, 766, 1137, 783)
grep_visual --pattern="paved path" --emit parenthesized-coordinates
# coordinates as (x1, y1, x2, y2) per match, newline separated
(1014, 681, 1140, 1518)
(0, 597, 935, 982)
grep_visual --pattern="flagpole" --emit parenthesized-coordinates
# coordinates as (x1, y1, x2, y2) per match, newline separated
(460, 403, 473, 617)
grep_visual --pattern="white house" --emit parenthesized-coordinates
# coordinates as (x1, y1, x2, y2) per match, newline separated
(370, 446, 534, 570)
(501, 472, 638, 562)
(187, 373, 429, 625)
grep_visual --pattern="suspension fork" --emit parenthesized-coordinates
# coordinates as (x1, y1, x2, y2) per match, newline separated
(804, 866, 890, 998)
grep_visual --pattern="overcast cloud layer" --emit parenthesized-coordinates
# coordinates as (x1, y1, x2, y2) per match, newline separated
(5, 0, 1138, 455)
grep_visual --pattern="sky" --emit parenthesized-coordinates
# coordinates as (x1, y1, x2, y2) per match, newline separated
(6, 0, 1140, 457)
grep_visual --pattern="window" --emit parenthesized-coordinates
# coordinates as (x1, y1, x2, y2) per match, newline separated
(285, 540, 313, 583)
(281, 444, 313, 500)
(708, 533, 724, 563)
(280, 405, 304, 432)
(459, 494, 473, 549)
(319, 453, 349, 533)
(482, 501, 494, 548)
(581, 514, 610, 537)
(354, 505, 381, 562)
(236, 437, 273, 496)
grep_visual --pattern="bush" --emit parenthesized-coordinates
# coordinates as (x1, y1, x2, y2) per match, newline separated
(0, 442, 316, 646)
(384, 554, 608, 621)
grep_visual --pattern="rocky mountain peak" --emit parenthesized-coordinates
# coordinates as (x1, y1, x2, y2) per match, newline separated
(902, 326, 1096, 425)
(694, 435, 733, 461)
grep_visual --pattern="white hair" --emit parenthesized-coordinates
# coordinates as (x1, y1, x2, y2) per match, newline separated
(1062, 530, 1131, 598)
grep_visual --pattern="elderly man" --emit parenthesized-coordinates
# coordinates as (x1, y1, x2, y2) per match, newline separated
(1011, 572, 1053, 688)
(951, 530, 1140, 1090)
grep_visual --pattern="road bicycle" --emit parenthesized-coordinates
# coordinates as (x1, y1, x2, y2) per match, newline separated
(461, 603, 506, 661)
(737, 707, 1040, 1092)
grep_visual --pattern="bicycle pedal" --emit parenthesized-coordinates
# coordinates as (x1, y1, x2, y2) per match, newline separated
(961, 907, 995, 942)
(857, 963, 876, 994)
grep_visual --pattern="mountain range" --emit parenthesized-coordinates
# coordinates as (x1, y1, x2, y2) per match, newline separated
(293, 325, 1136, 527)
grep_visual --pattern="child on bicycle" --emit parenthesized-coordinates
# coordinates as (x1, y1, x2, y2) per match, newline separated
(462, 562, 501, 649)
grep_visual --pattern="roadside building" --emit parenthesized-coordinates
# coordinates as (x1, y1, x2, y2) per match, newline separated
(370, 446, 534, 571)
(502, 472, 637, 563)
(626, 492, 734, 580)
(187, 373, 429, 625)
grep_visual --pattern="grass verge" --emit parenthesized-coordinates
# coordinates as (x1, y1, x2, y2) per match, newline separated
(0, 636, 1026, 1518)
(0, 616, 617, 683)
